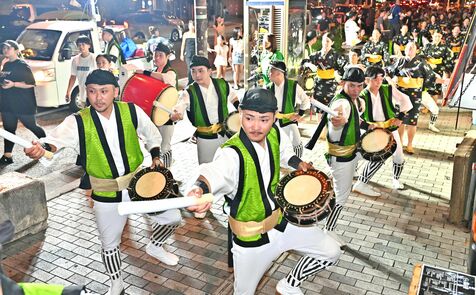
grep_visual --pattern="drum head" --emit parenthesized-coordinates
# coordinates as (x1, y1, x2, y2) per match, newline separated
(275, 169, 334, 226)
(362, 129, 390, 153)
(128, 166, 176, 202)
(135, 172, 166, 198)
(152, 86, 179, 126)
(305, 77, 314, 90)
(226, 112, 241, 134)
(283, 175, 322, 206)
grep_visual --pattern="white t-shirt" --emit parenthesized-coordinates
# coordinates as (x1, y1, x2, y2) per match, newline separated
(230, 38, 244, 54)
(344, 19, 360, 46)
(71, 53, 97, 101)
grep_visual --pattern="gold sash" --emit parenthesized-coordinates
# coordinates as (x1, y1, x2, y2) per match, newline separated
(368, 54, 383, 63)
(229, 209, 281, 237)
(427, 57, 443, 65)
(275, 112, 296, 120)
(452, 46, 461, 53)
(317, 68, 335, 79)
(327, 142, 357, 157)
(399, 45, 405, 51)
(196, 123, 224, 134)
(397, 77, 424, 89)
(90, 166, 142, 192)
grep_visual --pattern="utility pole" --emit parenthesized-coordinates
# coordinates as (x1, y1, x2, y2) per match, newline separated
(194, 0, 208, 56)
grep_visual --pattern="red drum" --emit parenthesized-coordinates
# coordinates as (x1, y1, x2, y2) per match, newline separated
(121, 73, 178, 126)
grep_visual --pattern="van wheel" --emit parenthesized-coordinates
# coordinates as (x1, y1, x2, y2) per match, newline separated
(170, 30, 179, 42)
(69, 87, 86, 112)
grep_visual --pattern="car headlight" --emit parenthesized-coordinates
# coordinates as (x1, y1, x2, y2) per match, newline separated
(34, 69, 55, 82)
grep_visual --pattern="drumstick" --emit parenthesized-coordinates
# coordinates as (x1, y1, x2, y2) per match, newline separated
(117, 194, 214, 216)
(153, 101, 173, 115)
(310, 100, 339, 117)
(0, 129, 54, 161)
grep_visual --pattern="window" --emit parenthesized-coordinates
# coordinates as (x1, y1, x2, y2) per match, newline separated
(17, 29, 61, 61)
(59, 30, 95, 58)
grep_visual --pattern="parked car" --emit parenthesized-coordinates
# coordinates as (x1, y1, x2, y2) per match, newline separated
(150, 10, 185, 28)
(0, 3, 61, 43)
(115, 11, 184, 42)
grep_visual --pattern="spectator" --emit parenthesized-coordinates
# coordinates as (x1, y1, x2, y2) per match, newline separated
(66, 35, 96, 109)
(102, 28, 126, 69)
(180, 20, 196, 85)
(229, 27, 244, 89)
(388, 0, 402, 38)
(147, 27, 169, 57)
(317, 11, 331, 33)
(213, 16, 225, 46)
(0, 40, 47, 165)
(344, 12, 361, 46)
(213, 35, 229, 79)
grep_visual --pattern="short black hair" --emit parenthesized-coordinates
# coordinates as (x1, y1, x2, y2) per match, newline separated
(76, 35, 92, 46)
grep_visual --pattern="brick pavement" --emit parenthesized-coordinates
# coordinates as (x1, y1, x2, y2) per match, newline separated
(1, 107, 474, 295)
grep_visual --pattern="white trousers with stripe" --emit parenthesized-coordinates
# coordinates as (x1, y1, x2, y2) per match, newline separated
(232, 223, 340, 295)
(93, 192, 182, 250)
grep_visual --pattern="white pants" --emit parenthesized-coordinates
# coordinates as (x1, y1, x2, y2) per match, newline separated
(328, 154, 361, 206)
(391, 130, 404, 164)
(232, 223, 341, 295)
(157, 124, 174, 153)
(93, 191, 182, 250)
(196, 135, 228, 164)
(280, 124, 302, 147)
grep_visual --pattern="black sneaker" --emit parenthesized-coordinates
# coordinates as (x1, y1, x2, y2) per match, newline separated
(0, 156, 13, 165)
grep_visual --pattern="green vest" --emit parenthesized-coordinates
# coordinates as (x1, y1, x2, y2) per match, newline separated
(18, 283, 84, 295)
(327, 92, 360, 159)
(106, 39, 125, 65)
(360, 85, 397, 130)
(222, 125, 282, 244)
(18, 283, 64, 295)
(268, 79, 298, 127)
(186, 78, 229, 138)
(76, 102, 144, 202)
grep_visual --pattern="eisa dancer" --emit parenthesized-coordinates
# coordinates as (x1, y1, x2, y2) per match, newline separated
(310, 33, 346, 107)
(306, 67, 366, 247)
(187, 88, 340, 295)
(353, 66, 413, 196)
(136, 42, 177, 168)
(386, 42, 446, 154)
(24, 70, 182, 295)
(266, 61, 310, 157)
(361, 29, 390, 67)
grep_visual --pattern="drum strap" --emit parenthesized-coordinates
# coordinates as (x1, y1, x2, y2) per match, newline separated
(305, 113, 328, 150)
(228, 209, 281, 238)
(89, 166, 142, 192)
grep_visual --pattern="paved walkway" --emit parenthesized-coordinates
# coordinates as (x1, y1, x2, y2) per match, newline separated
(1, 105, 474, 294)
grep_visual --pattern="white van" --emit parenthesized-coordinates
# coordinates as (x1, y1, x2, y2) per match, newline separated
(17, 19, 150, 111)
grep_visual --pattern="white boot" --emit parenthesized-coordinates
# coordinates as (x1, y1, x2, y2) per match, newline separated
(106, 278, 124, 295)
(392, 179, 404, 190)
(276, 278, 304, 295)
(428, 123, 440, 133)
(324, 229, 347, 248)
(352, 181, 381, 197)
(146, 242, 179, 266)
